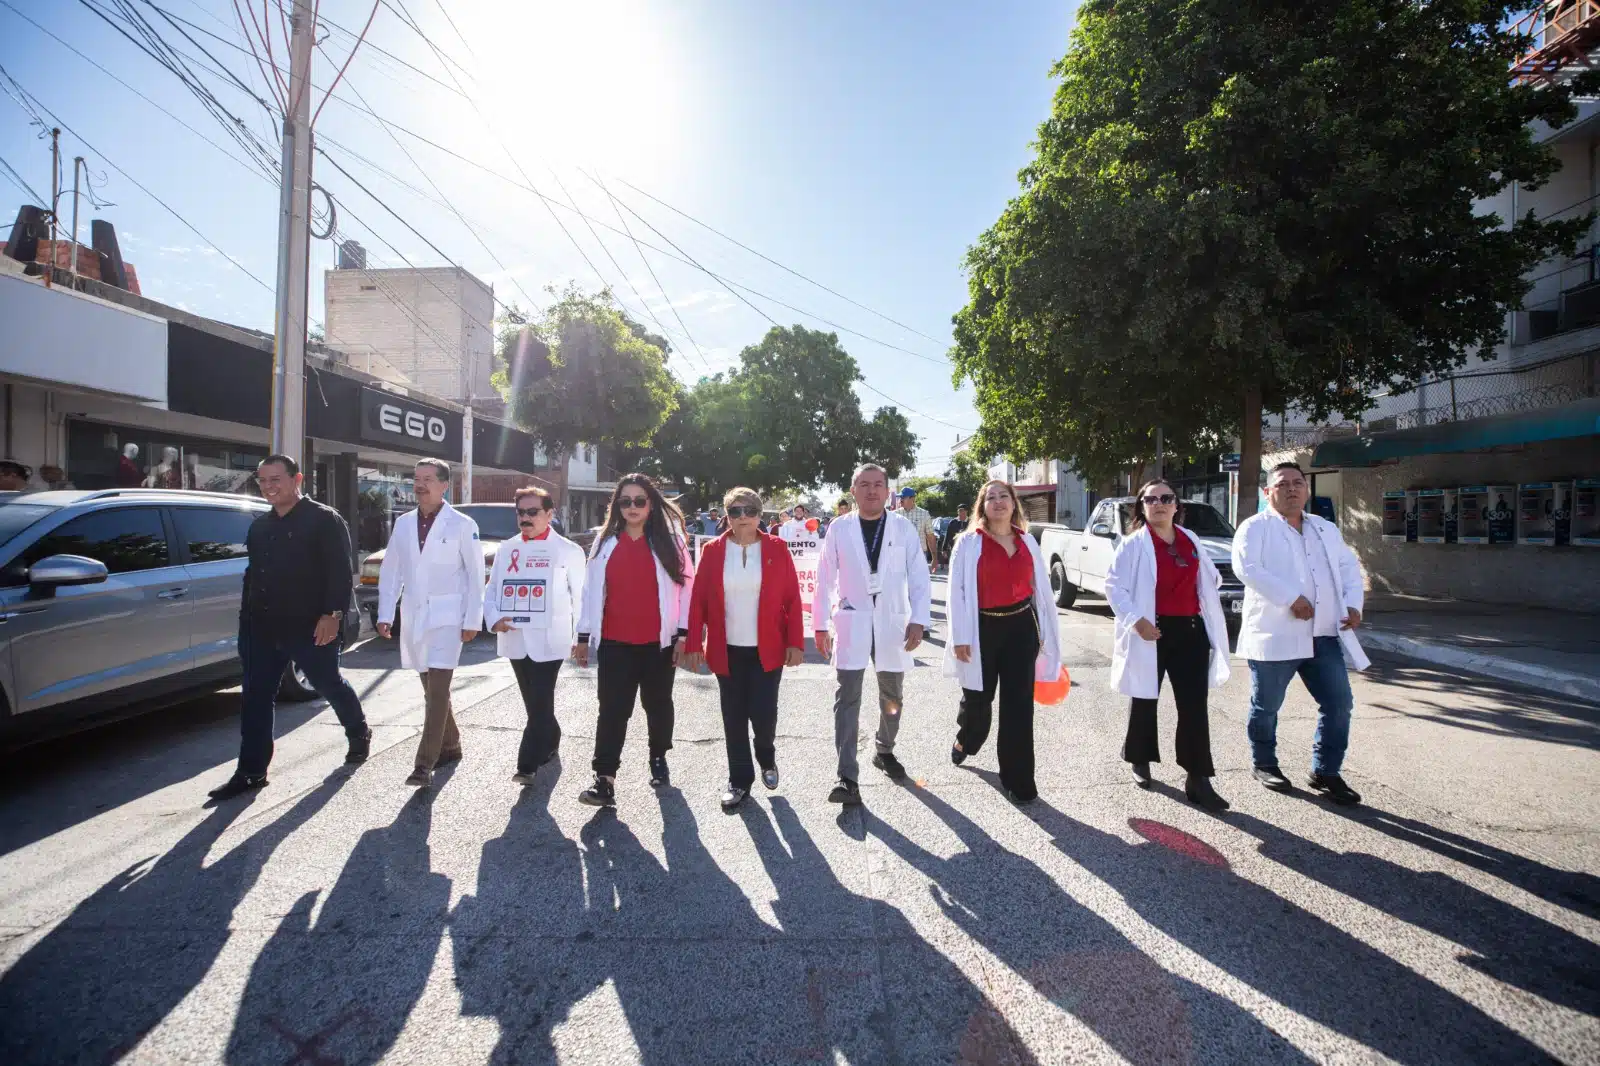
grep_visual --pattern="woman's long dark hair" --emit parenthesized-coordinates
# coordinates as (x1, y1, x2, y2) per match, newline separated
(598, 473, 687, 584)
(1130, 479, 1185, 532)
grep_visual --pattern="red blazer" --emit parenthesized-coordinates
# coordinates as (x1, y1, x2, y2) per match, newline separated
(686, 532, 804, 674)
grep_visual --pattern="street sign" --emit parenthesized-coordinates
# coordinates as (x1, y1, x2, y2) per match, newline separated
(1221, 453, 1241, 472)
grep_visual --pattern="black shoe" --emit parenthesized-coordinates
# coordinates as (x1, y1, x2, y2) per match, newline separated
(827, 778, 861, 805)
(1131, 761, 1152, 788)
(951, 744, 966, 766)
(720, 785, 748, 811)
(345, 727, 372, 765)
(1006, 787, 1038, 805)
(207, 774, 267, 801)
(1185, 774, 1230, 812)
(649, 755, 670, 788)
(1253, 765, 1293, 792)
(872, 752, 907, 781)
(579, 776, 616, 807)
(1307, 772, 1362, 805)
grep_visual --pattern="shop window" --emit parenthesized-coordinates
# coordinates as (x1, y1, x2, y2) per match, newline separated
(21, 508, 171, 576)
(66, 421, 265, 497)
(173, 506, 253, 562)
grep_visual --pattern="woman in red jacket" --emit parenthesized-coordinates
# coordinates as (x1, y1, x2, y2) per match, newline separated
(684, 487, 805, 810)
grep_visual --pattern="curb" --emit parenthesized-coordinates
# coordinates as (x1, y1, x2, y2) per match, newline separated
(1360, 630, 1600, 705)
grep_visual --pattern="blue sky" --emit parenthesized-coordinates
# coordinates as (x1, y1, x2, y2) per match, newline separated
(0, 0, 1079, 476)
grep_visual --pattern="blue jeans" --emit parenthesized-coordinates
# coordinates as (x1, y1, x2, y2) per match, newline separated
(1247, 636, 1354, 776)
(238, 623, 367, 776)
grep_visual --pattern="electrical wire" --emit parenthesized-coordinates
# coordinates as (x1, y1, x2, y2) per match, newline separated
(0, 150, 47, 205)
(310, 0, 376, 127)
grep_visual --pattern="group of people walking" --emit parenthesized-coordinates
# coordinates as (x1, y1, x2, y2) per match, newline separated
(207, 453, 1369, 818)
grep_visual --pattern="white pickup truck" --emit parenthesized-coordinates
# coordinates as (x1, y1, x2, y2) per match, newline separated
(1033, 497, 1244, 630)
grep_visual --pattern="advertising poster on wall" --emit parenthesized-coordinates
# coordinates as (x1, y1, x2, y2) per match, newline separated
(1416, 489, 1446, 543)
(1382, 490, 1408, 541)
(1517, 482, 1563, 546)
(1486, 485, 1516, 544)
(1456, 486, 1488, 544)
(1573, 479, 1600, 547)
(1442, 488, 1459, 544)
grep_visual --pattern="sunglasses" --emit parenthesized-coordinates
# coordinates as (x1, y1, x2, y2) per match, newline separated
(1141, 494, 1177, 505)
(726, 505, 761, 519)
(516, 506, 547, 517)
(618, 495, 650, 509)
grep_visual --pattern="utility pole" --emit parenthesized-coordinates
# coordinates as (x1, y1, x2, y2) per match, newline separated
(270, 0, 316, 458)
(69, 156, 84, 278)
(45, 128, 59, 288)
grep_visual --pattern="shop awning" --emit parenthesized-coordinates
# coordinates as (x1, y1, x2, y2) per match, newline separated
(1311, 397, 1600, 467)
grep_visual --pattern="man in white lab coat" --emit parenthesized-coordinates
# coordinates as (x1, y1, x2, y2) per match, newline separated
(814, 463, 933, 804)
(778, 503, 813, 542)
(1232, 462, 1370, 805)
(377, 458, 485, 788)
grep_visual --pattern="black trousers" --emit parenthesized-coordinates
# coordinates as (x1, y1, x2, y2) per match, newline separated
(716, 645, 782, 790)
(1123, 614, 1215, 776)
(957, 603, 1040, 799)
(593, 639, 676, 776)
(510, 656, 563, 773)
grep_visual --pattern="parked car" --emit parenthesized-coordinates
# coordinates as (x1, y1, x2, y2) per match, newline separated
(1032, 497, 1244, 633)
(0, 489, 360, 747)
(356, 504, 602, 633)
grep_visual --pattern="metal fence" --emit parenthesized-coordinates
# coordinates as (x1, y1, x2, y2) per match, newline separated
(1378, 350, 1594, 431)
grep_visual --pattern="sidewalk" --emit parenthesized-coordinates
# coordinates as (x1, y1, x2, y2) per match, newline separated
(1360, 594, 1600, 705)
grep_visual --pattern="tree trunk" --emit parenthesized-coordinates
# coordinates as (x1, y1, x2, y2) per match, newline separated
(1236, 385, 1263, 522)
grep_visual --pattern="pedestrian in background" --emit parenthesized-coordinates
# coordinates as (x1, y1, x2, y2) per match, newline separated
(944, 480, 1061, 804)
(0, 460, 30, 491)
(814, 463, 932, 804)
(574, 474, 695, 807)
(896, 486, 937, 566)
(1233, 462, 1369, 805)
(779, 503, 812, 541)
(209, 454, 369, 801)
(377, 459, 484, 789)
(942, 504, 969, 565)
(484, 486, 585, 785)
(684, 487, 804, 810)
(1104, 480, 1231, 811)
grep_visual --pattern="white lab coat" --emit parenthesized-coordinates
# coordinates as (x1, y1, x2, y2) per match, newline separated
(377, 502, 485, 671)
(813, 511, 933, 673)
(483, 530, 586, 662)
(1231, 509, 1370, 669)
(1104, 526, 1232, 699)
(576, 531, 695, 649)
(941, 530, 1062, 691)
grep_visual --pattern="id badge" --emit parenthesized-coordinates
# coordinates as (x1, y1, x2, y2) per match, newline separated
(867, 571, 883, 595)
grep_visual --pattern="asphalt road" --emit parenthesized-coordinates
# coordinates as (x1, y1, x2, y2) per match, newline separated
(0, 577, 1596, 1065)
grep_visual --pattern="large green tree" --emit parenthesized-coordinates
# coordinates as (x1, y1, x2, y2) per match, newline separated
(952, 0, 1593, 512)
(495, 287, 678, 475)
(626, 326, 919, 505)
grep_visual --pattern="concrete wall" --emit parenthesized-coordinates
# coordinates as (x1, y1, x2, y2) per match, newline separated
(1338, 439, 1600, 612)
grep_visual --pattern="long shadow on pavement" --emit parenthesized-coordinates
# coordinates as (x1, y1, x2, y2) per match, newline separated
(0, 770, 349, 1065)
(1358, 660, 1600, 750)
(223, 789, 449, 1065)
(872, 782, 1316, 1065)
(1022, 795, 1561, 1064)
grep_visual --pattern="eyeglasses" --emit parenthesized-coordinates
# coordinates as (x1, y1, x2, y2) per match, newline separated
(618, 495, 650, 509)
(726, 505, 761, 519)
(515, 506, 546, 517)
(1141, 494, 1177, 505)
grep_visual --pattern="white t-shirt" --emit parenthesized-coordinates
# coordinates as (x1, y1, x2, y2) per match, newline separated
(1298, 525, 1342, 638)
(723, 538, 762, 647)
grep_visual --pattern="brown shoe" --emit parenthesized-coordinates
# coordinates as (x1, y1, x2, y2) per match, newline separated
(405, 768, 432, 788)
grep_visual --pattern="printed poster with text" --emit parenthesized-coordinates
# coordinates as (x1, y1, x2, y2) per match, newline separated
(783, 525, 822, 622)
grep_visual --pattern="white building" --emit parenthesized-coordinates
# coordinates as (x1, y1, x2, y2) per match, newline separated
(324, 253, 497, 409)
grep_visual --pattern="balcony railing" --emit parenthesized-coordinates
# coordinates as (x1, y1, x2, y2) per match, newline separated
(1511, 1, 1600, 84)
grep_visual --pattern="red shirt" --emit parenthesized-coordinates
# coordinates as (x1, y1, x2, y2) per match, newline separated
(522, 528, 550, 541)
(1152, 530, 1201, 616)
(602, 533, 662, 644)
(976, 530, 1034, 609)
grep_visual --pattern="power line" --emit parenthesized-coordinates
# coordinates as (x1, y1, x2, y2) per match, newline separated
(0, 150, 47, 204)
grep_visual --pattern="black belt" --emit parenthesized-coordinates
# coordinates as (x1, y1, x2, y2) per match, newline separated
(1156, 614, 1204, 626)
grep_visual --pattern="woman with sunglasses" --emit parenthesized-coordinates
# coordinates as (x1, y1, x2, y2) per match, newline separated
(683, 487, 805, 810)
(574, 474, 695, 807)
(943, 479, 1062, 803)
(484, 486, 587, 784)
(1104, 480, 1231, 811)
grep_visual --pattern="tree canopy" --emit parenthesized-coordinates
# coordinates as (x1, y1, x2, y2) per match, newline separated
(625, 325, 919, 506)
(495, 287, 677, 459)
(951, 0, 1594, 497)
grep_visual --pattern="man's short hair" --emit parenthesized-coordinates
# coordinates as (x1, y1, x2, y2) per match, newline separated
(851, 462, 888, 487)
(258, 454, 299, 477)
(1270, 461, 1306, 479)
(415, 458, 452, 481)
(514, 486, 554, 510)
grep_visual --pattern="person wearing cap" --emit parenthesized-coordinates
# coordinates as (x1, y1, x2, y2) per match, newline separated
(896, 486, 937, 566)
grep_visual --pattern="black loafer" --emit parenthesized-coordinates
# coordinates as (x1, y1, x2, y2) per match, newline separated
(872, 752, 907, 780)
(1252, 765, 1293, 792)
(579, 776, 616, 807)
(648, 755, 670, 788)
(1185, 774, 1231, 812)
(345, 727, 372, 765)
(951, 744, 967, 766)
(1307, 772, 1361, 806)
(207, 774, 267, 801)
(827, 778, 861, 805)
(1131, 761, 1152, 788)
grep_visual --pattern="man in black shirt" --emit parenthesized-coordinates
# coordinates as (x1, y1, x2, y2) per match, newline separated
(208, 455, 370, 800)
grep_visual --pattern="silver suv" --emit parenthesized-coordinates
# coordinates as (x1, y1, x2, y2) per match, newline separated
(0, 489, 358, 746)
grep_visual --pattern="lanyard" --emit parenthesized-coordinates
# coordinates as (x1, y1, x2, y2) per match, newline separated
(864, 516, 886, 572)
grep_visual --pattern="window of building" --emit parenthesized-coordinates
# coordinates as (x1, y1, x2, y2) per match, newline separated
(173, 506, 254, 562)
(66, 420, 266, 497)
